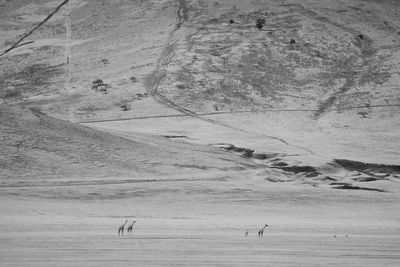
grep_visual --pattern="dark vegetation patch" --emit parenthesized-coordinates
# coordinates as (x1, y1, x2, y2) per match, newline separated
(271, 161, 288, 167)
(353, 177, 382, 182)
(279, 165, 319, 174)
(320, 176, 337, 181)
(253, 153, 279, 160)
(333, 184, 386, 192)
(334, 159, 400, 174)
(305, 171, 320, 178)
(330, 182, 349, 186)
(162, 135, 187, 139)
(173, 164, 209, 170)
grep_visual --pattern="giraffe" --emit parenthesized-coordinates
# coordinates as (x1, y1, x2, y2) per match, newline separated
(245, 229, 249, 237)
(118, 220, 128, 236)
(258, 224, 268, 237)
(127, 220, 136, 234)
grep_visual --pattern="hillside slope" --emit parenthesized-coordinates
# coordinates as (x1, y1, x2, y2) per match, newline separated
(0, 106, 257, 186)
(0, 0, 399, 166)
(157, 0, 400, 114)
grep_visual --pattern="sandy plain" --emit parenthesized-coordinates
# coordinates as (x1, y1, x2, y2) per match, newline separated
(1, 0, 400, 266)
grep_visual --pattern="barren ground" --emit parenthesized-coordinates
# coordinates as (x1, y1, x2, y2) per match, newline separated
(1, 0, 400, 266)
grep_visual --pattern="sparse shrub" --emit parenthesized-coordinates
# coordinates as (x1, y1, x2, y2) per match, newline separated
(256, 18, 266, 25)
(357, 111, 368, 118)
(256, 18, 266, 30)
(132, 92, 149, 101)
(120, 103, 131, 111)
(99, 58, 109, 65)
(272, 161, 288, 167)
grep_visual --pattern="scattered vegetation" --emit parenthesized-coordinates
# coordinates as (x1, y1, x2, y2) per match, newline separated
(0, 63, 64, 100)
(134, 92, 149, 100)
(99, 58, 110, 65)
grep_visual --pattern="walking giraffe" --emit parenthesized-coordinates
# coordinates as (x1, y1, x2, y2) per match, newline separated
(118, 220, 128, 236)
(127, 220, 136, 235)
(258, 224, 268, 237)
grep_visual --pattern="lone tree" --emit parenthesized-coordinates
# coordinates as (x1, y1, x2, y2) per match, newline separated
(92, 79, 104, 88)
(92, 79, 110, 94)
